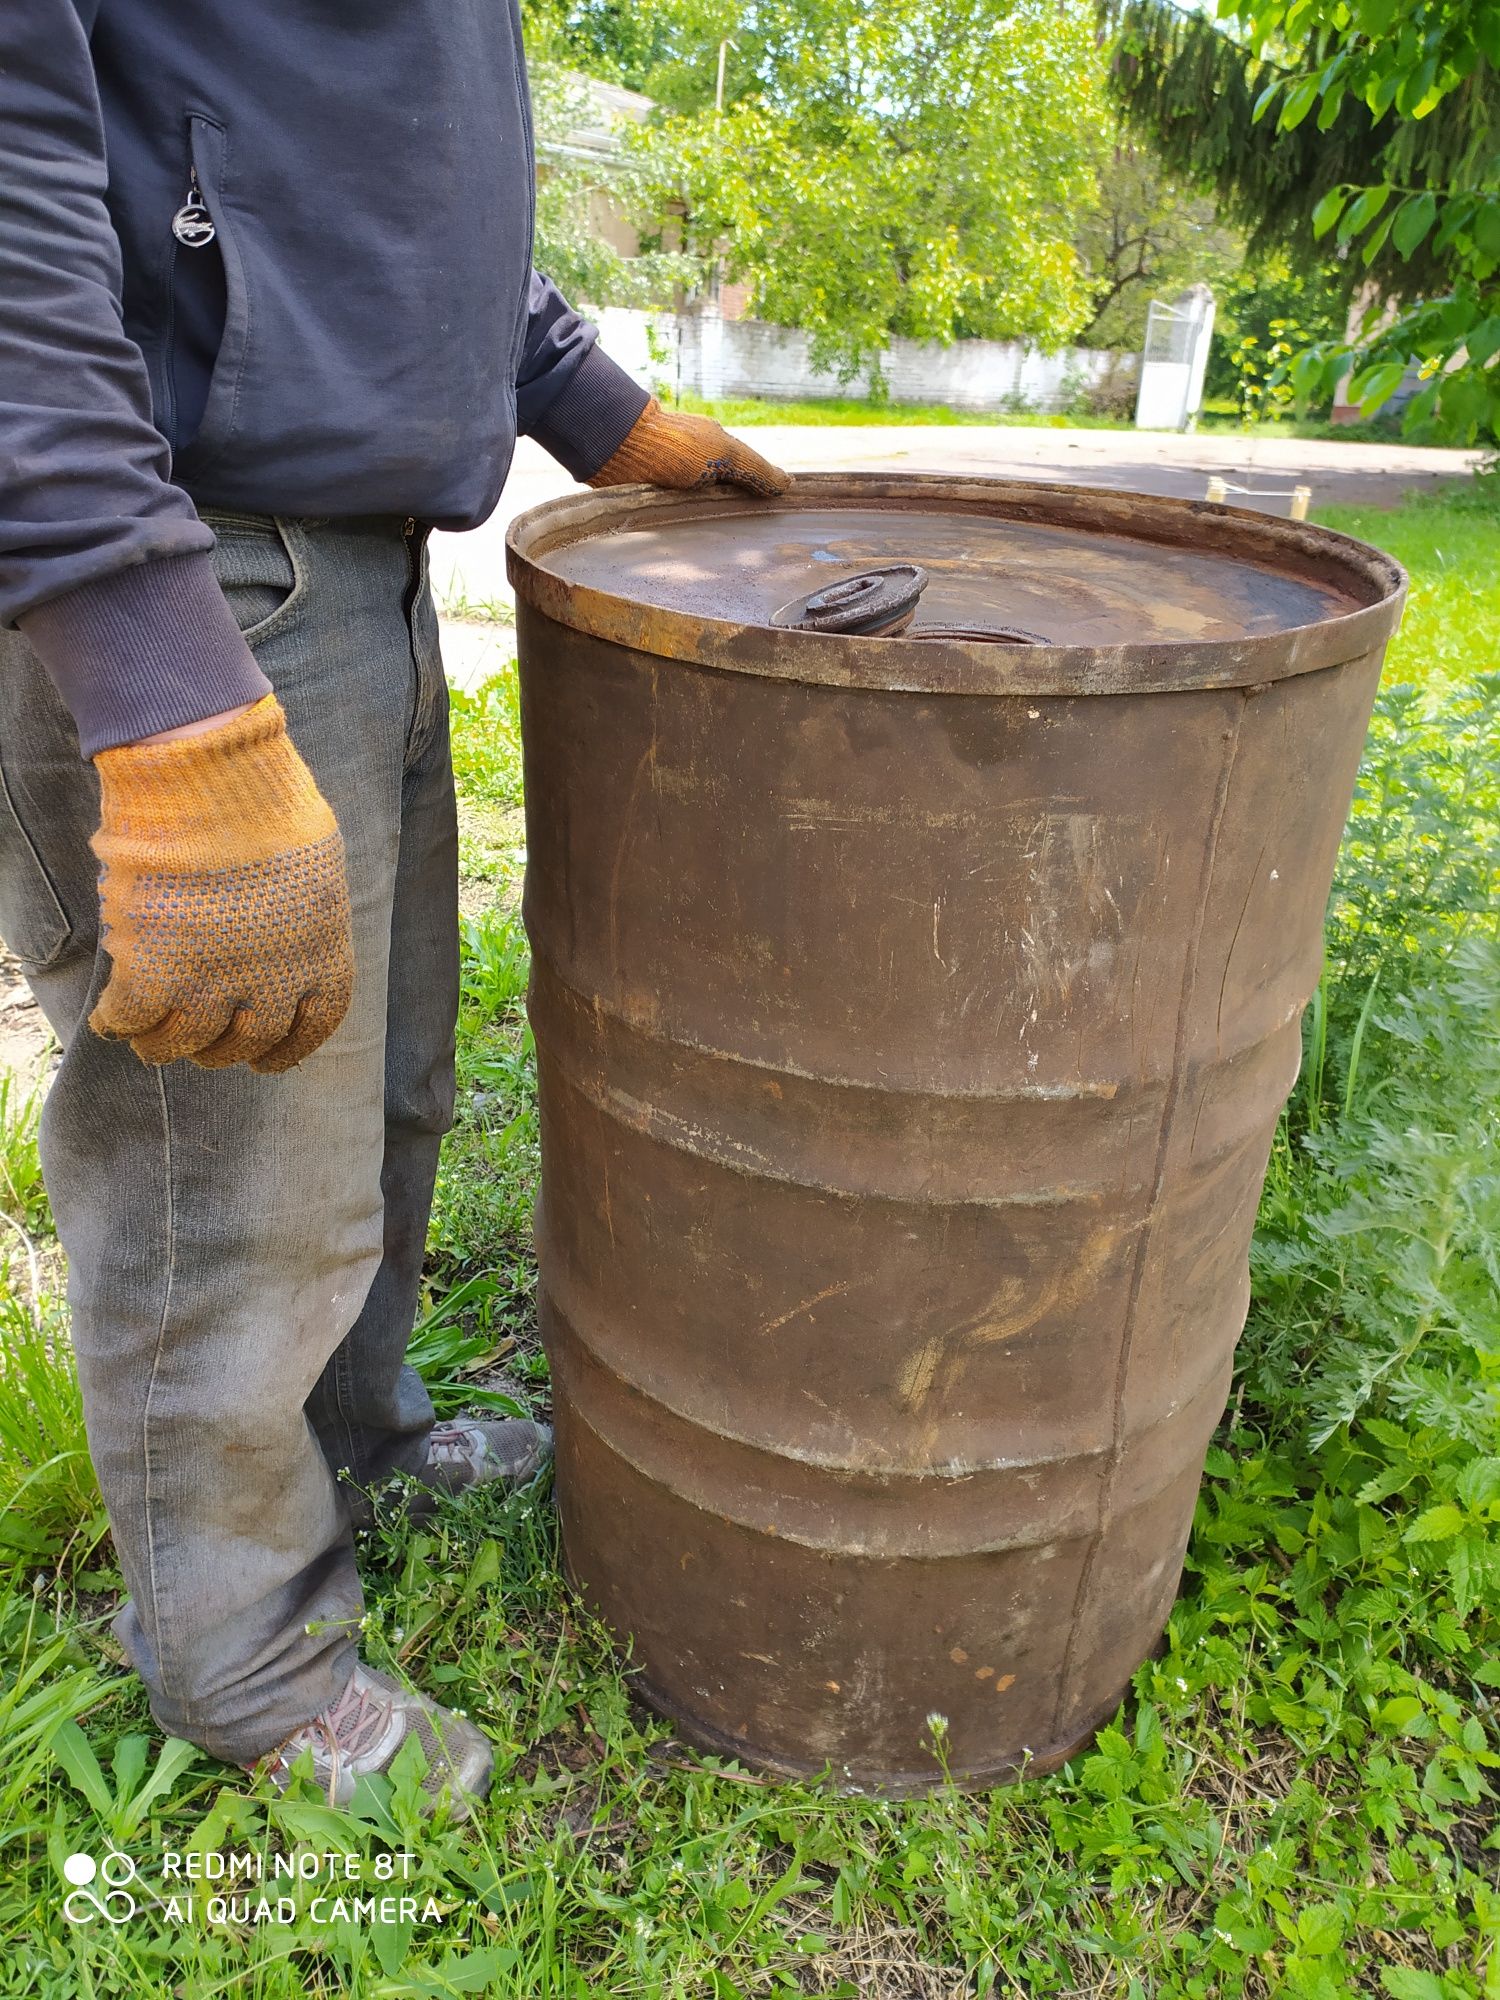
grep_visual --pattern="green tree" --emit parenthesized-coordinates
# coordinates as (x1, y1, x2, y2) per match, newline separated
(612, 0, 1108, 381)
(1106, 0, 1500, 446)
(533, 0, 737, 106)
(523, 3, 695, 308)
(1077, 145, 1243, 347)
(1204, 255, 1351, 403)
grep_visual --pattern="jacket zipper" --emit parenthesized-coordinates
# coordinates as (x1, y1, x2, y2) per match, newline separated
(172, 164, 216, 249)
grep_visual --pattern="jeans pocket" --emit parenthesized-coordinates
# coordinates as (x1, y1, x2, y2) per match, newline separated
(204, 514, 308, 651)
(0, 753, 71, 972)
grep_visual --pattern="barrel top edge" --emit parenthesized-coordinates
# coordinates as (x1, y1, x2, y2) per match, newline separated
(507, 472, 1407, 697)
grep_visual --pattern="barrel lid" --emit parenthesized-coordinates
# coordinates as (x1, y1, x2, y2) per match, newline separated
(508, 474, 1406, 696)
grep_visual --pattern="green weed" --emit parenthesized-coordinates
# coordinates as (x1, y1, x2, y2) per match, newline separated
(449, 671, 523, 814)
(1253, 937, 1500, 1448)
(427, 909, 539, 1304)
(451, 669, 526, 895)
(0, 1073, 49, 1237)
(1320, 483, 1500, 690)
(1288, 672, 1500, 1135)
(404, 1271, 534, 1419)
(435, 588, 516, 626)
(0, 1278, 103, 1567)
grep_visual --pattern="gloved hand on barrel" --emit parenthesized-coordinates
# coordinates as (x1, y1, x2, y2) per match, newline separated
(589, 397, 791, 498)
(81, 401, 785, 1084)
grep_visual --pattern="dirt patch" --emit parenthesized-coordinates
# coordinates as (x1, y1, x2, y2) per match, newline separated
(0, 950, 53, 1087)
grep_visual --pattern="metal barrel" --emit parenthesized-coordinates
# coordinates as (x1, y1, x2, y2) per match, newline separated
(507, 474, 1406, 1791)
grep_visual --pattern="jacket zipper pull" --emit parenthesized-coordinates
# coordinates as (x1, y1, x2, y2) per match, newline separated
(172, 167, 216, 249)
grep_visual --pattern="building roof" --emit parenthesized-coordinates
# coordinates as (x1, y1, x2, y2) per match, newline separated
(545, 73, 656, 164)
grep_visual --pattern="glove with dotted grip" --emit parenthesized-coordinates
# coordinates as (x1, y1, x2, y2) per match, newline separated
(588, 397, 791, 497)
(89, 694, 354, 1073)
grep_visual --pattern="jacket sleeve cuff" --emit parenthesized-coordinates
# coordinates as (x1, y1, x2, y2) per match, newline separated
(527, 344, 651, 482)
(18, 552, 274, 758)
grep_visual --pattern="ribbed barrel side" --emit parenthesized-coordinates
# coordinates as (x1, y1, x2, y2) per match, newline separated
(518, 604, 1384, 1789)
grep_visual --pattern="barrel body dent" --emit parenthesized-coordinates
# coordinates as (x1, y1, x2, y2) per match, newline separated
(511, 478, 1403, 1790)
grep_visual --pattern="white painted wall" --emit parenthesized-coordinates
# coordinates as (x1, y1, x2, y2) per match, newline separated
(590, 308, 1133, 415)
(592, 306, 681, 394)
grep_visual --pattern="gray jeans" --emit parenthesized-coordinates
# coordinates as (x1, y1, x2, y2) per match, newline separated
(0, 515, 459, 1763)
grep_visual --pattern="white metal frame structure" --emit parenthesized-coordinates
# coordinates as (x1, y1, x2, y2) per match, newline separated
(1135, 286, 1216, 431)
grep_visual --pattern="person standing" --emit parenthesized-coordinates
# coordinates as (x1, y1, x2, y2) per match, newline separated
(0, 0, 787, 1815)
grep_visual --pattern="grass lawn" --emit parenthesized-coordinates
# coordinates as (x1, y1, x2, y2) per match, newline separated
(1317, 490, 1500, 686)
(0, 488, 1495, 1998)
(671, 390, 1475, 450)
(676, 392, 1033, 429)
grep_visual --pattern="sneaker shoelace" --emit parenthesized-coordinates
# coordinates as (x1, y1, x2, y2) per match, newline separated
(271, 1675, 395, 1800)
(426, 1421, 480, 1467)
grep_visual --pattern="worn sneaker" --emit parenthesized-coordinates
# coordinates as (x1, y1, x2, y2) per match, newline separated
(351, 1415, 553, 1529)
(254, 1663, 493, 1818)
(418, 1414, 553, 1501)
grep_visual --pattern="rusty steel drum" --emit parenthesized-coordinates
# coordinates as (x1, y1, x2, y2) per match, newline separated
(506, 474, 1406, 1791)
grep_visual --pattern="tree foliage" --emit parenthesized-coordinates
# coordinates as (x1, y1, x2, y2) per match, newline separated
(522, 5, 695, 308)
(532, 0, 741, 109)
(1106, 0, 1500, 446)
(1076, 146, 1243, 347)
(1204, 255, 1351, 402)
(553, 0, 1108, 380)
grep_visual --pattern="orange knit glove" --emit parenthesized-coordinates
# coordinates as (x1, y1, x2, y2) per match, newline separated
(588, 397, 791, 497)
(89, 695, 354, 1073)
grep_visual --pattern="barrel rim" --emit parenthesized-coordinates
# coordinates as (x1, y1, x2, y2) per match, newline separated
(506, 472, 1408, 696)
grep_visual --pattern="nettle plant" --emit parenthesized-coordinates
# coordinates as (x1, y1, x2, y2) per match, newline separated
(1249, 666, 1500, 1453)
